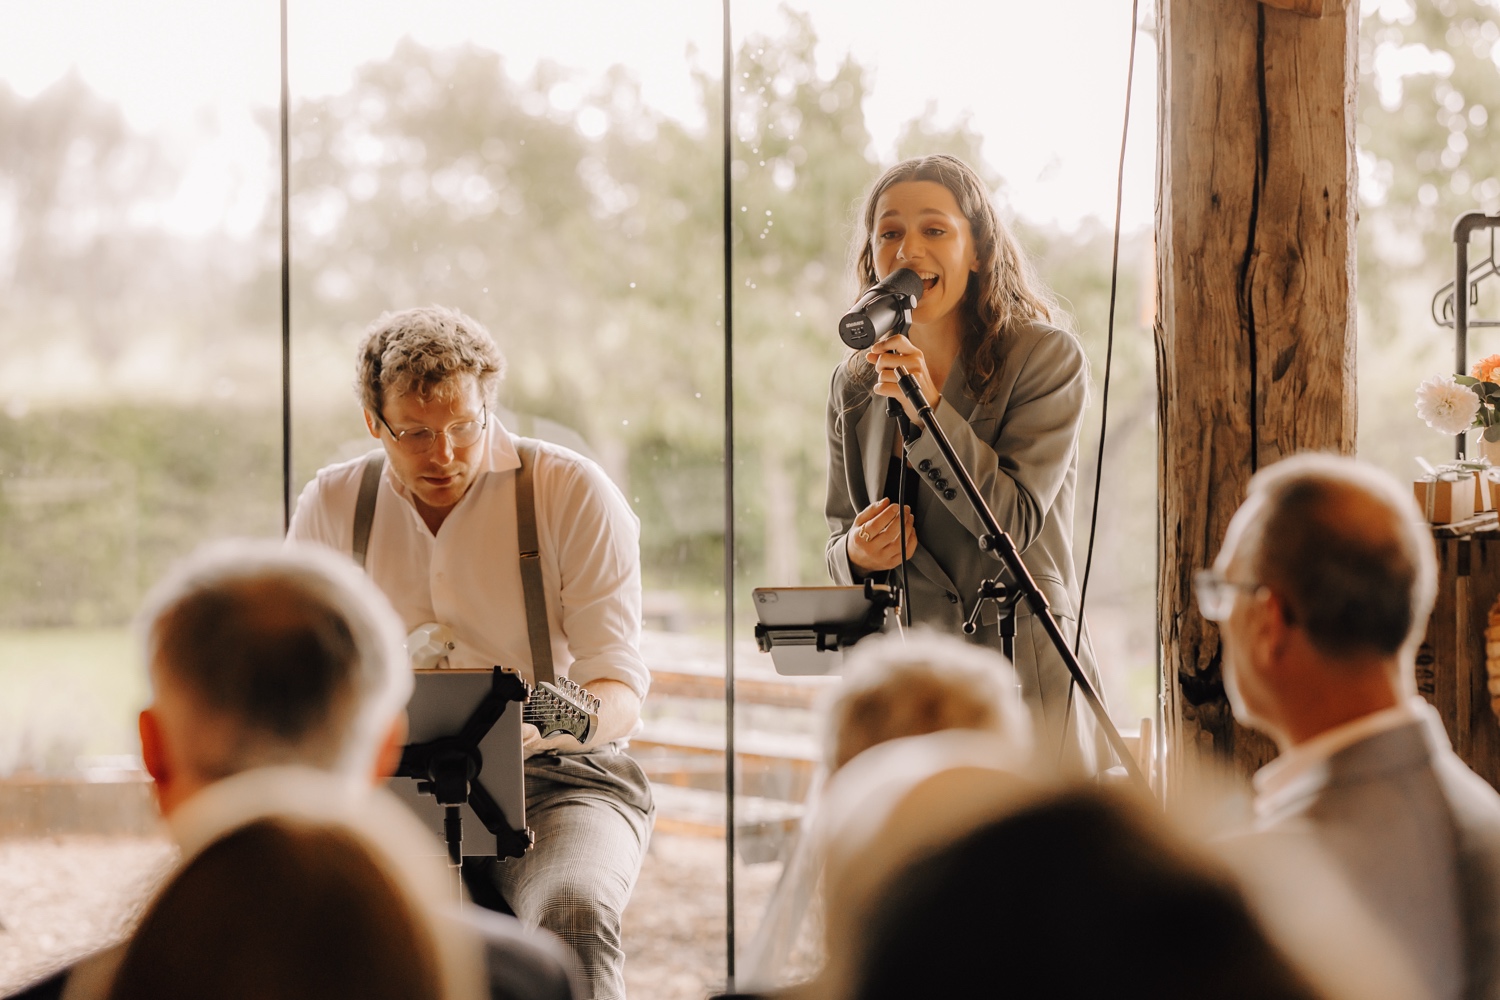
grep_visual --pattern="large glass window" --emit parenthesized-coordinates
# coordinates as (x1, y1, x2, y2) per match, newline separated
(284, 5, 728, 997)
(3, 3, 1167, 996)
(724, 3, 1158, 982)
(0, 0, 280, 982)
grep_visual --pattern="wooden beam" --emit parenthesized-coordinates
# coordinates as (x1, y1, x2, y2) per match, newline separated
(1157, 0, 1358, 785)
(1259, 0, 1347, 18)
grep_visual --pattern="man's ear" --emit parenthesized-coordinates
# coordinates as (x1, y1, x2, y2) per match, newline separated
(139, 707, 171, 792)
(372, 712, 408, 785)
(363, 409, 381, 439)
(1253, 589, 1298, 674)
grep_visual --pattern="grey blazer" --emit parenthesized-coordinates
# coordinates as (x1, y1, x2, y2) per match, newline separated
(823, 320, 1106, 770)
(1255, 710, 1500, 1000)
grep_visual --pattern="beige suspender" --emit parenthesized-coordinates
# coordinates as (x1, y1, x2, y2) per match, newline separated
(352, 450, 384, 570)
(350, 440, 555, 684)
(514, 441, 556, 685)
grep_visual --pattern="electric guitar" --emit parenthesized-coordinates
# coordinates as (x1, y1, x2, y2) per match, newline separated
(406, 623, 601, 744)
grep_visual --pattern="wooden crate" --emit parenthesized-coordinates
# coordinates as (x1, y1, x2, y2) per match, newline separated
(1420, 514, 1500, 790)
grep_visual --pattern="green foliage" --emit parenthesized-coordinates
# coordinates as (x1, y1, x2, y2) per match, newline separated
(0, 405, 281, 627)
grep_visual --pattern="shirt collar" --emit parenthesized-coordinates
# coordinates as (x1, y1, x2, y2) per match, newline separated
(1253, 698, 1423, 820)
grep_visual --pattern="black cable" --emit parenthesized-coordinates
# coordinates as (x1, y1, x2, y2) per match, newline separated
(1074, 0, 1142, 651)
(898, 429, 911, 628)
(719, 0, 737, 988)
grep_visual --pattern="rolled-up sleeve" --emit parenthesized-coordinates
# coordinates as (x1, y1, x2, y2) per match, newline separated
(545, 457, 650, 699)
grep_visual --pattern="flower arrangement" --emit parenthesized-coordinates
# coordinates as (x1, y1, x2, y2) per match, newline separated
(1416, 353, 1500, 440)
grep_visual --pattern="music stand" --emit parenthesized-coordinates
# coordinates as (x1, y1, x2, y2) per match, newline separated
(752, 581, 900, 676)
(389, 667, 532, 865)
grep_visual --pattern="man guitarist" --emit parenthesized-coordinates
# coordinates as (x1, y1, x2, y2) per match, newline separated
(289, 305, 652, 1000)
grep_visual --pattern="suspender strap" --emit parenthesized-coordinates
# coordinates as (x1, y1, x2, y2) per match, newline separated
(352, 450, 385, 570)
(515, 441, 556, 685)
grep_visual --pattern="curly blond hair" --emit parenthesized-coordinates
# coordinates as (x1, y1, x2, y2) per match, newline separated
(354, 306, 506, 414)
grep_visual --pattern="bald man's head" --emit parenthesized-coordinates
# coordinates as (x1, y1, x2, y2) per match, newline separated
(1227, 455, 1436, 661)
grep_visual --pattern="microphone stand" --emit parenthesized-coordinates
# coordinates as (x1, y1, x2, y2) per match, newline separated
(893, 366, 1148, 790)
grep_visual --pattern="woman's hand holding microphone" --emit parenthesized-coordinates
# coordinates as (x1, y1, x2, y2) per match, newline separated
(848, 497, 918, 574)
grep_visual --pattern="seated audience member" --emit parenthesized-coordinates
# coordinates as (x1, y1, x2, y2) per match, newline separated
(6, 540, 579, 1000)
(839, 785, 1324, 1000)
(822, 628, 1033, 771)
(737, 631, 1034, 993)
(1200, 454, 1500, 1000)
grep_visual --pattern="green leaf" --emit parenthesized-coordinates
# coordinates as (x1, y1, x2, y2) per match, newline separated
(1483, 424, 1500, 443)
(1457, 375, 1481, 386)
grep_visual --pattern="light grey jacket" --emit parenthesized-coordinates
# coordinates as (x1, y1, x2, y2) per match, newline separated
(1254, 708, 1500, 1000)
(823, 320, 1106, 770)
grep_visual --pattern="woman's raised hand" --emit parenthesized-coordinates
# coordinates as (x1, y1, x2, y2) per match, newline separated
(866, 334, 941, 420)
(847, 497, 918, 574)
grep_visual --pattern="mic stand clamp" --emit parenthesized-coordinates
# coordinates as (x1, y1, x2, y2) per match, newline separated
(962, 578, 1023, 665)
(893, 368, 1148, 790)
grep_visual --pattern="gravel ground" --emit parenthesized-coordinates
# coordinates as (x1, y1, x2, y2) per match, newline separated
(0, 833, 785, 999)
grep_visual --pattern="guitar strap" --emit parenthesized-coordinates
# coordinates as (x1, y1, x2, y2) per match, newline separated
(348, 439, 557, 685)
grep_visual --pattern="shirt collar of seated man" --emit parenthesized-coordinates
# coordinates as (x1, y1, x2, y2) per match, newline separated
(1203, 455, 1436, 805)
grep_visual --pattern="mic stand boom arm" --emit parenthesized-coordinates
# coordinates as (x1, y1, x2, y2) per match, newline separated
(894, 368, 1148, 790)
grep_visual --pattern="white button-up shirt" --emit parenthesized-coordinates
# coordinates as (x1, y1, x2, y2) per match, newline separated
(288, 423, 649, 700)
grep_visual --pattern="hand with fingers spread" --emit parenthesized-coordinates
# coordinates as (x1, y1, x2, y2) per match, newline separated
(867, 334, 941, 421)
(848, 497, 918, 574)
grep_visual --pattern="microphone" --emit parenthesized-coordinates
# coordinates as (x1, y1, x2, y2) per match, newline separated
(838, 268, 925, 350)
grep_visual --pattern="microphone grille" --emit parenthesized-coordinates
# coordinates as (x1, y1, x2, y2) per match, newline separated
(884, 267, 925, 302)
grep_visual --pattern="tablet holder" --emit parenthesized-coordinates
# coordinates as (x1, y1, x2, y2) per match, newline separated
(395, 666, 534, 865)
(753, 580, 900, 656)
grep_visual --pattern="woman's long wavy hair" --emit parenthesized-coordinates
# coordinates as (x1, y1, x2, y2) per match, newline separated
(849, 155, 1060, 405)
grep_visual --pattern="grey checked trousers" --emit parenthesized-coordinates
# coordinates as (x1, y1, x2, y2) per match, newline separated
(476, 748, 655, 1000)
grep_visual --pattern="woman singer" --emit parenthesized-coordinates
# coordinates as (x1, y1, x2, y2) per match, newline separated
(824, 153, 1107, 773)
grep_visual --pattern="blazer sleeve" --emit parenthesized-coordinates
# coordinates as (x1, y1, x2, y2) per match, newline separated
(824, 364, 862, 585)
(903, 327, 1087, 554)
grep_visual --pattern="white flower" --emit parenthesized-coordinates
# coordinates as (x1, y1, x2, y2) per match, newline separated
(1416, 374, 1482, 436)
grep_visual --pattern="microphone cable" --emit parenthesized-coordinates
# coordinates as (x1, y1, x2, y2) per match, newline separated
(1062, 0, 1142, 767)
(1074, 0, 1143, 653)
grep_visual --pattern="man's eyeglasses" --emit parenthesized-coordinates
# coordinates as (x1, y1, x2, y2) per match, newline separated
(376, 407, 487, 455)
(1193, 569, 1264, 622)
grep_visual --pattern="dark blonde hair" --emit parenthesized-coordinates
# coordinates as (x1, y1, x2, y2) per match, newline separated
(355, 305, 505, 414)
(852, 155, 1059, 404)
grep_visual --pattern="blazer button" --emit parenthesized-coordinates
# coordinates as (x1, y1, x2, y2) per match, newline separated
(944, 489, 957, 501)
(927, 468, 941, 481)
(918, 459, 932, 472)
(946, 592, 958, 603)
(935, 478, 948, 491)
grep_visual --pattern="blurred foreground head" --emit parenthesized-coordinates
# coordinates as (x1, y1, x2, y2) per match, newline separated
(136, 539, 412, 814)
(1207, 454, 1436, 745)
(834, 784, 1323, 1000)
(110, 819, 445, 1000)
(824, 628, 1032, 771)
(108, 769, 485, 1000)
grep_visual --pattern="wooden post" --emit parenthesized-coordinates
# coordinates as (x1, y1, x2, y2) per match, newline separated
(1156, 0, 1359, 784)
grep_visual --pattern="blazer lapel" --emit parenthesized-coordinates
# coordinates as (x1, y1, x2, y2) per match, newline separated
(856, 399, 894, 506)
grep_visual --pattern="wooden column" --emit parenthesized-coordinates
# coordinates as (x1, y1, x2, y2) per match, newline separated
(1156, 0, 1358, 783)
